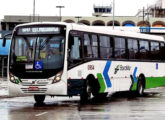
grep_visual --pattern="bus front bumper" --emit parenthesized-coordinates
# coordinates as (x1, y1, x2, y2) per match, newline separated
(8, 80, 67, 96)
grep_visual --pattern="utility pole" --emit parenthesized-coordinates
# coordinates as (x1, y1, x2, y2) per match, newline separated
(112, 0, 115, 29)
(33, 0, 35, 22)
(56, 6, 65, 21)
(143, 7, 145, 26)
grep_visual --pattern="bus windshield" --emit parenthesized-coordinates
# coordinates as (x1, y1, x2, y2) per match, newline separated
(9, 25, 66, 78)
(11, 35, 65, 70)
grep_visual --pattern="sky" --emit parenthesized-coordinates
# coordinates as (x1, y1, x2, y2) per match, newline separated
(0, 0, 157, 19)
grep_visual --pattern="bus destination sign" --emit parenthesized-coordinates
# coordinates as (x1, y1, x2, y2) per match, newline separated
(18, 27, 61, 35)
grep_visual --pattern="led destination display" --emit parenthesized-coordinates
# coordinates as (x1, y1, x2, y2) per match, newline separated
(17, 27, 61, 35)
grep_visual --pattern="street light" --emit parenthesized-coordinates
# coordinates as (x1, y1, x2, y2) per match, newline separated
(75, 16, 82, 23)
(33, 0, 35, 22)
(56, 6, 65, 21)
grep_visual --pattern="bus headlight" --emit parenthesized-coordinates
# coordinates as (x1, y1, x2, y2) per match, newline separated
(10, 76, 15, 81)
(48, 71, 62, 84)
(55, 76, 61, 81)
(9, 72, 20, 84)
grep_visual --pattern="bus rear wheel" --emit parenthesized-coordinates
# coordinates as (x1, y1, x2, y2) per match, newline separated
(137, 80, 144, 96)
(34, 95, 46, 104)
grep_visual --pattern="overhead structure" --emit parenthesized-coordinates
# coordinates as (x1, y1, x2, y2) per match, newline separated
(93, 5, 112, 17)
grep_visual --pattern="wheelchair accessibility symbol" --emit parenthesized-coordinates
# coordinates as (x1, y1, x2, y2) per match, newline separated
(35, 61, 43, 70)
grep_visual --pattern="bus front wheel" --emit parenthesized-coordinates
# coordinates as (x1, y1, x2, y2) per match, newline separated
(34, 95, 46, 104)
(80, 80, 92, 103)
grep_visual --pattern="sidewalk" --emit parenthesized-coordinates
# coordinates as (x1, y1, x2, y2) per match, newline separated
(0, 77, 8, 97)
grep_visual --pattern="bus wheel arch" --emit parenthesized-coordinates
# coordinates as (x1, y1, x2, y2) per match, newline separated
(87, 74, 100, 96)
(80, 74, 99, 102)
(80, 74, 94, 102)
(87, 74, 108, 98)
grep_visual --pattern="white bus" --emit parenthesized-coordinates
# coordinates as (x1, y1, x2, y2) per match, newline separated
(2, 22, 165, 103)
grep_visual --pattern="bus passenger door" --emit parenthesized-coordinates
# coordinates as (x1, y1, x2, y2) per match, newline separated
(67, 31, 84, 95)
(68, 31, 83, 67)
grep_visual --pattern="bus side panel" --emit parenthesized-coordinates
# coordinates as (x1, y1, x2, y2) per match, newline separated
(67, 60, 134, 95)
(67, 60, 165, 96)
(131, 62, 165, 90)
(144, 63, 165, 89)
(110, 61, 136, 92)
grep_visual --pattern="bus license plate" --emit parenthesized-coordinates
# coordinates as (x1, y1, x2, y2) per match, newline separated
(28, 86, 39, 91)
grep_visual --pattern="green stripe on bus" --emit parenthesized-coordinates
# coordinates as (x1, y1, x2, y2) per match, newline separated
(146, 77, 165, 89)
(97, 73, 106, 93)
(131, 83, 137, 90)
(131, 76, 139, 90)
(132, 77, 165, 90)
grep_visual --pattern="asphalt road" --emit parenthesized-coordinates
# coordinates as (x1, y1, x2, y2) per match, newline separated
(0, 88, 165, 120)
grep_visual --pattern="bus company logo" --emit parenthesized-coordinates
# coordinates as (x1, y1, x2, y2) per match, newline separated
(114, 65, 131, 74)
(114, 65, 120, 74)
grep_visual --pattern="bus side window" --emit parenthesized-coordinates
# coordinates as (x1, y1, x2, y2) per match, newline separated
(150, 41, 160, 60)
(99, 35, 112, 58)
(84, 33, 92, 58)
(91, 34, 98, 58)
(127, 39, 138, 59)
(68, 33, 82, 60)
(139, 40, 149, 60)
(114, 37, 126, 59)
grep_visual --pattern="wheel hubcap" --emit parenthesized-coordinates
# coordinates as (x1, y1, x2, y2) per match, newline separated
(139, 84, 143, 95)
(87, 84, 91, 96)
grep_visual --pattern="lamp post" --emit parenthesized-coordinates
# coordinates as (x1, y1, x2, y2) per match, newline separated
(33, 0, 35, 22)
(75, 16, 82, 23)
(143, 7, 145, 26)
(56, 6, 65, 21)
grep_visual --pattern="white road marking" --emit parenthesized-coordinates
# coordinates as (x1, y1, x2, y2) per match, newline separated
(35, 112, 48, 117)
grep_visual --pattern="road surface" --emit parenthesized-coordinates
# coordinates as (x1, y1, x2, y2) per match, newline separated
(0, 87, 165, 120)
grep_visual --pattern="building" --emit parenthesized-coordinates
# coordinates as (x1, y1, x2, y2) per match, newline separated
(1, 15, 165, 29)
(136, 0, 165, 21)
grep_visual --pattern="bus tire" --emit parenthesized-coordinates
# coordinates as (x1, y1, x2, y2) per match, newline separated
(137, 79, 144, 96)
(91, 78, 100, 97)
(80, 79, 91, 103)
(34, 95, 45, 104)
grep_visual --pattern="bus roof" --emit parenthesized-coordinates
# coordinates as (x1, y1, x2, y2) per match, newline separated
(15, 22, 165, 42)
(70, 23, 164, 42)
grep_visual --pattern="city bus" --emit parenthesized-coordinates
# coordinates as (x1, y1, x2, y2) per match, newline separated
(2, 22, 165, 104)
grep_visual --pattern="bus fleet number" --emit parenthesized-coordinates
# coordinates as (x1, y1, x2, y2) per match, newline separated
(88, 65, 95, 70)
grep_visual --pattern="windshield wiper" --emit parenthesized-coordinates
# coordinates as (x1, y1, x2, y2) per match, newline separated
(39, 36, 52, 50)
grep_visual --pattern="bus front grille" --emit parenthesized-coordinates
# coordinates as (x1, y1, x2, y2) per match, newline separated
(21, 88, 47, 93)
(21, 82, 49, 86)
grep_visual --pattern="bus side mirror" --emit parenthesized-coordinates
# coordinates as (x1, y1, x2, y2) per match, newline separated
(2, 38, 6, 47)
(3, 33, 12, 47)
